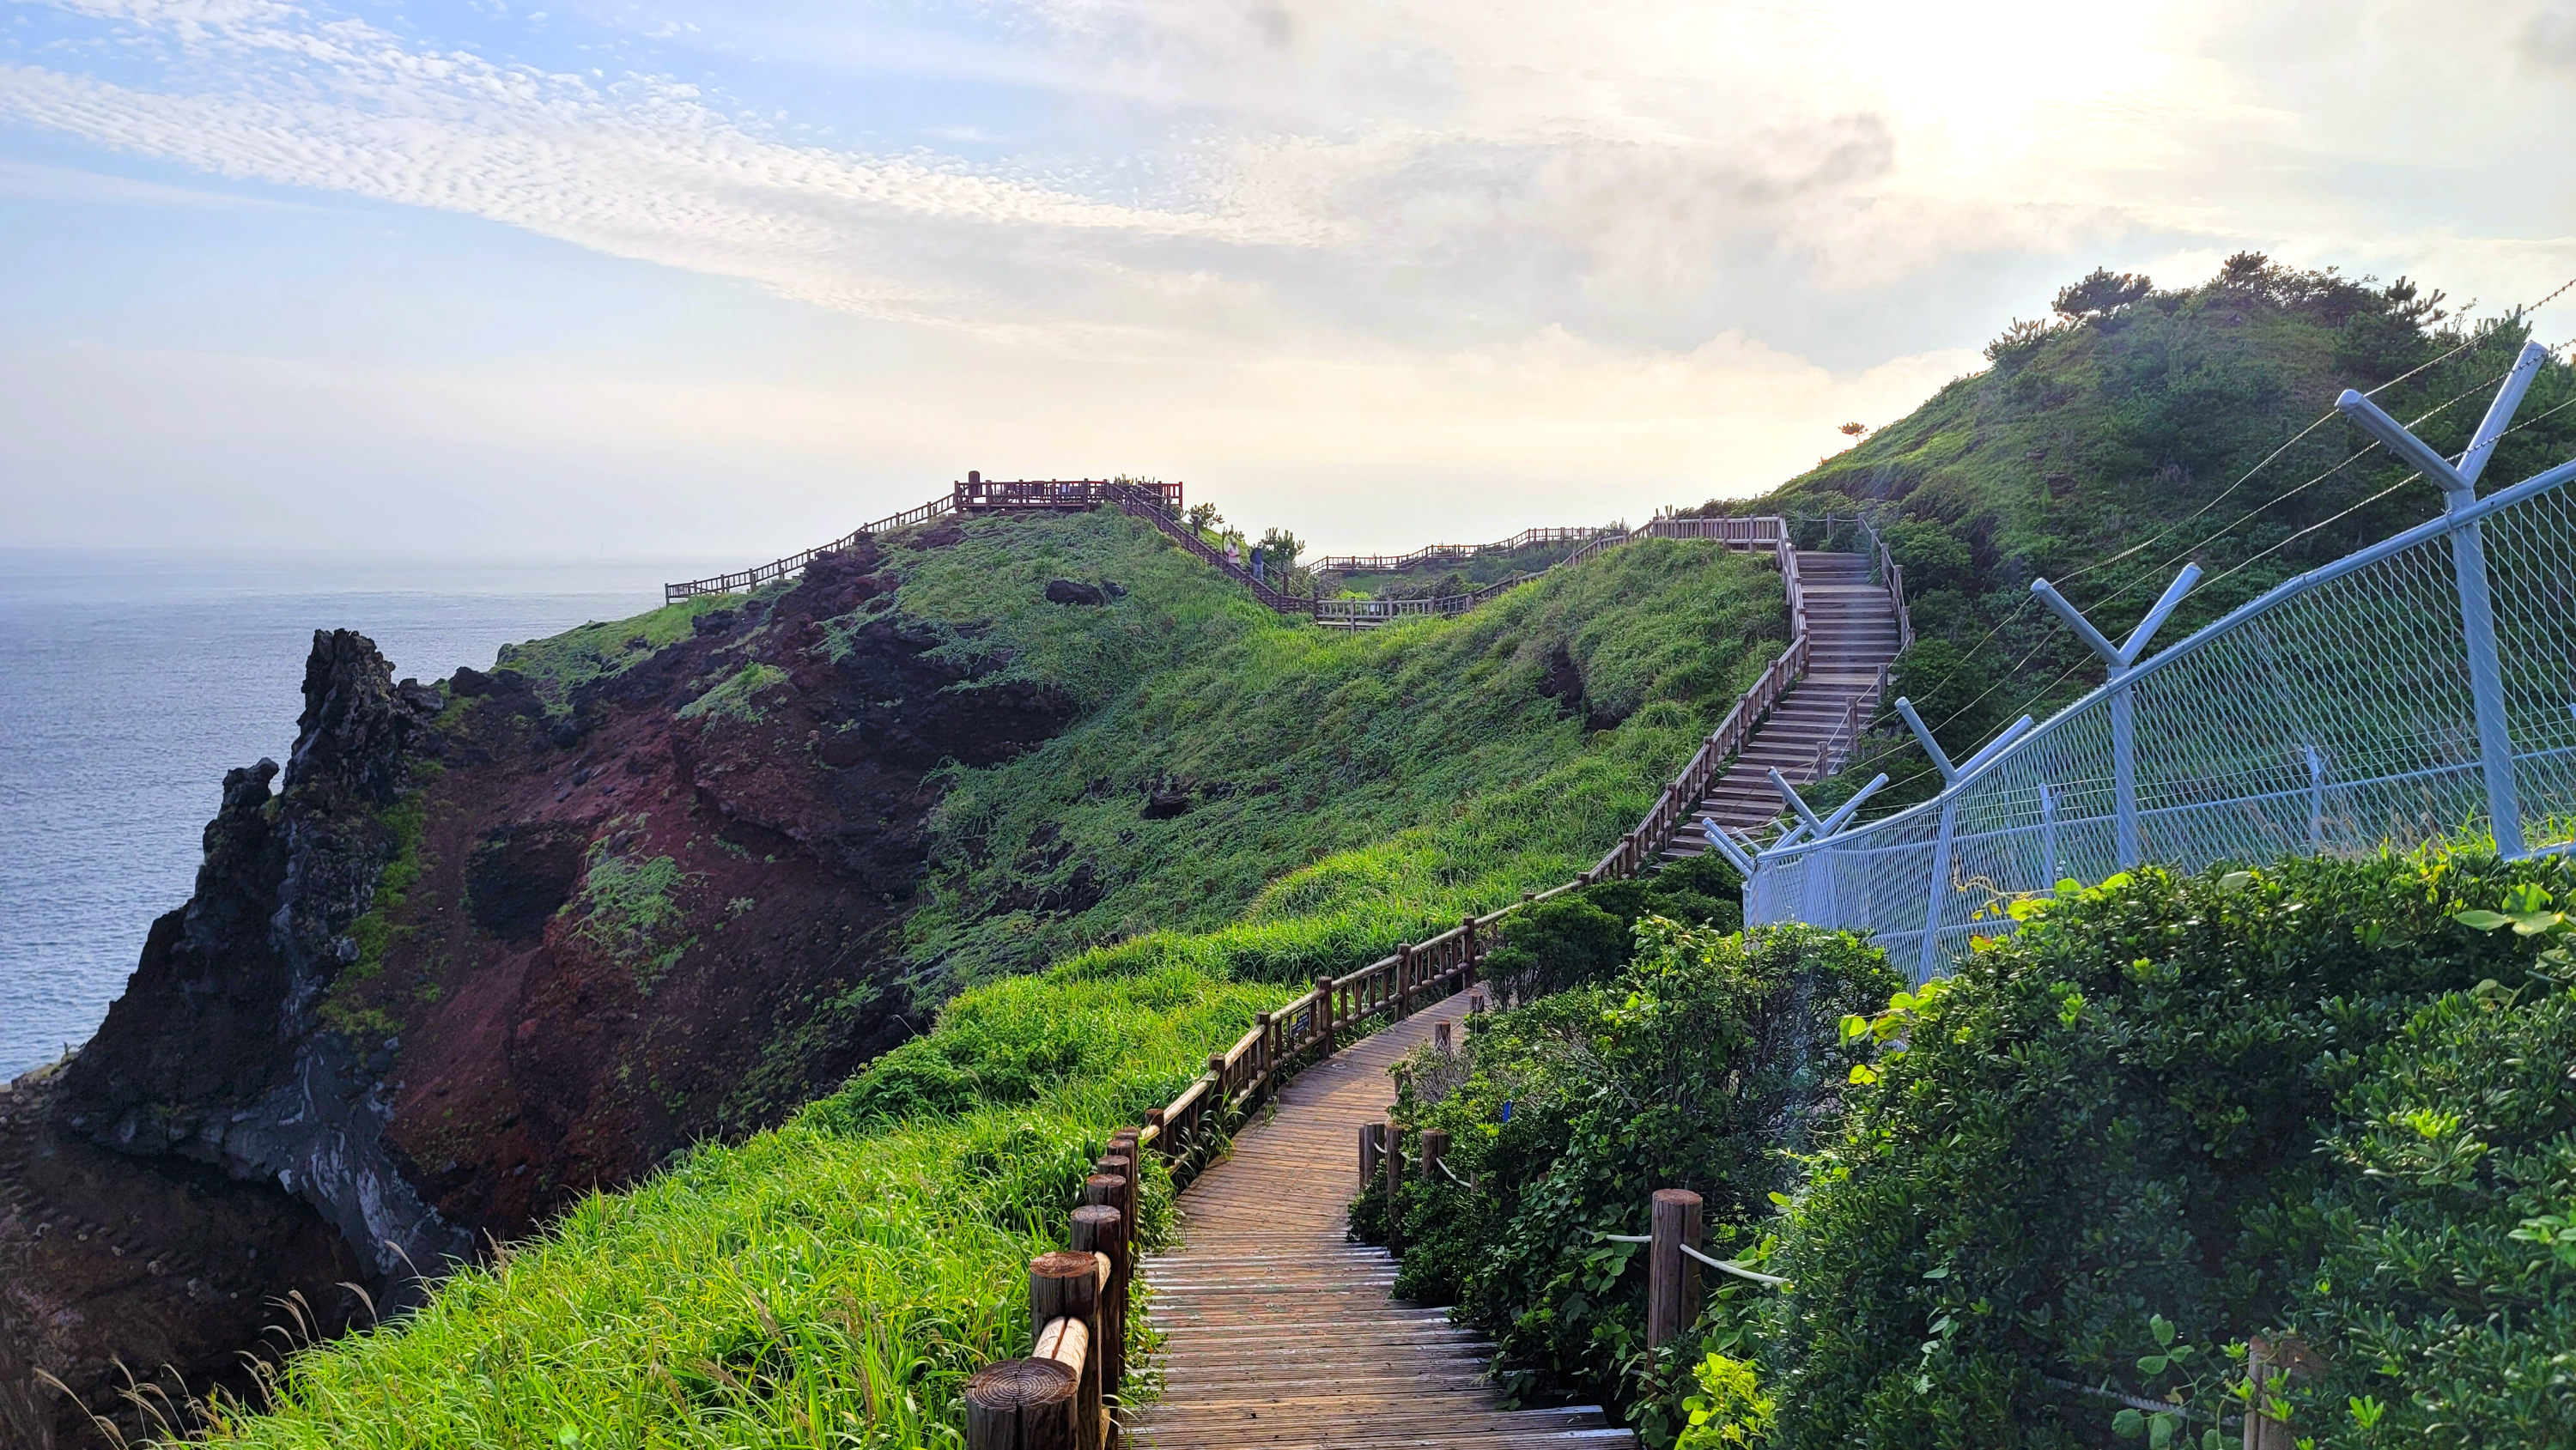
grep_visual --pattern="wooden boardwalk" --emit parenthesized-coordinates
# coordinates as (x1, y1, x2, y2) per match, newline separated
(1127, 990, 1634, 1450)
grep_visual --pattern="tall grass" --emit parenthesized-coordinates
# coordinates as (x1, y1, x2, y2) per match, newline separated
(204, 968, 1273, 1449)
(199, 513, 1784, 1447)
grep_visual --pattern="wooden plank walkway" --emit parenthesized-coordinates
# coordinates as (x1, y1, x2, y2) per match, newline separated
(1127, 990, 1635, 1450)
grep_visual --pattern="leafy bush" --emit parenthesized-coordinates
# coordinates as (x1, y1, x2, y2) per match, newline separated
(1361, 920, 1898, 1438)
(1479, 853, 1744, 1004)
(1770, 850, 2576, 1449)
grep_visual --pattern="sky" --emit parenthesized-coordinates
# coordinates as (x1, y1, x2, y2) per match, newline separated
(4, 0, 2576, 559)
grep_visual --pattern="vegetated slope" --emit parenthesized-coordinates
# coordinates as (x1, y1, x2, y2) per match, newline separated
(173, 512, 1785, 1447)
(1705, 256, 2576, 795)
(896, 513, 1783, 992)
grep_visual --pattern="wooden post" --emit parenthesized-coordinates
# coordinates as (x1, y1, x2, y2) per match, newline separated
(1461, 916, 1479, 988)
(1315, 977, 1337, 1054)
(1383, 1115, 1405, 1253)
(1255, 1012, 1273, 1087)
(1419, 1128, 1449, 1188)
(1396, 944, 1413, 1018)
(1206, 1053, 1224, 1101)
(1072, 1203, 1127, 1408)
(1093, 1155, 1134, 1265)
(1433, 1019, 1452, 1056)
(2245, 1337, 2324, 1450)
(1107, 1129, 1139, 1211)
(1468, 992, 1486, 1016)
(1142, 1110, 1167, 1162)
(1030, 1252, 1103, 1450)
(1646, 1188, 1704, 1349)
(1358, 1122, 1383, 1194)
(965, 1359, 1077, 1450)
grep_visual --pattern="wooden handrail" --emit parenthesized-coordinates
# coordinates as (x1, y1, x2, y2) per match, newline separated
(665, 496, 957, 603)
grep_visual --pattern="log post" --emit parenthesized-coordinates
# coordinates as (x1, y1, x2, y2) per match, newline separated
(1388, 1119, 1408, 1235)
(1315, 977, 1337, 1054)
(1396, 944, 1413, 1018)
(964, 1359, 1077, 1450)
(1071, 1203, 1127, 1406)
(1255, 1012, 1273, 1087)
(2245, 1336, 2325, 1450)
(1646, 1188, 1704, 1349)
(1419, 1128, 1449, 1187)
(1358, 1122, 1383, 1194)
(1206, 1053, 1224, 1101)
(1108, 1133, 1139, 1236)
(1461, 916, 1479, 988)
(1092, 1155, 1133, 1267)
(1030, 1252, 1103, 1450)
(1433, 1019, 1452, 1057)
(1468, 992, 1486, 1016)
(1142, 1109, 1167, 1162)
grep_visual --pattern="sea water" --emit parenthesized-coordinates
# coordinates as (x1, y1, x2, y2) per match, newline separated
(0, 549, 732, 1079)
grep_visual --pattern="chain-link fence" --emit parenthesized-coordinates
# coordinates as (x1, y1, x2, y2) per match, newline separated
(1747, 362, 2576, 981)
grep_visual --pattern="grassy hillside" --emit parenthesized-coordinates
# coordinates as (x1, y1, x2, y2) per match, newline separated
(197, 513, 1784, 1447)
(889, 513, 1781, 995)
(1710, 256, 2576, 790)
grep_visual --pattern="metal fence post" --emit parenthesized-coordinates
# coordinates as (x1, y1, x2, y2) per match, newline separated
(2452, 519, 2524, 855)
(1917, 800, 1957, 984)
(2038, 781, 2058, 890)
(2032, 567, 2196, 870)
(2305, 746, 2326, 851)
(2338, 345, 2549, 859)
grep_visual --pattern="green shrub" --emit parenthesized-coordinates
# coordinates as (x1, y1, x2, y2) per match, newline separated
(1771, 850, 2576, 1450)
(1364, 920, 1897, 1438)
(1479, 854, 1745, 1004)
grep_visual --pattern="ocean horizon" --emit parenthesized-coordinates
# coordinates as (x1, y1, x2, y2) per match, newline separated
(0, 547, 739, 1078)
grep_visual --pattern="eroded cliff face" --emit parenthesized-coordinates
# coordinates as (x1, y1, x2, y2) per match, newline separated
(15, 538, 1074, 1443)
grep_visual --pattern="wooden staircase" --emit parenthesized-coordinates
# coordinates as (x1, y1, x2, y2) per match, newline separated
(1665, 551, 1900, 858)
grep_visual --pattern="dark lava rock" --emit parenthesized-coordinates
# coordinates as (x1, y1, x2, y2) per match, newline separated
(1141, 788, 1194, 820)
(1045, 579, 1106, 606)
(465, 824, 589, 941)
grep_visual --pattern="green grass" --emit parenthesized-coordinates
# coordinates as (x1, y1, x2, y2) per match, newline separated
(207, 965, 1277, 1449)
(887, 513, 1784, 993)
(495, 597, 738, 707)
(203, 510, 1784, 1447)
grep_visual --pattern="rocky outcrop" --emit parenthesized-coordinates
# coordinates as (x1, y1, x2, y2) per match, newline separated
(62, 629, 465, 1290)
(25, 542, 1082, 1435)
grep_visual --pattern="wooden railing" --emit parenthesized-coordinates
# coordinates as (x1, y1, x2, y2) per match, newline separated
(1311, 515, 1789, 629)
(1585, 534, 1807, 879)
(1312, 526, 1622, 573)
(1097, 483, 1317, 616)
(958, 478, 1185, 513)
(664, 496, 955, 603)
